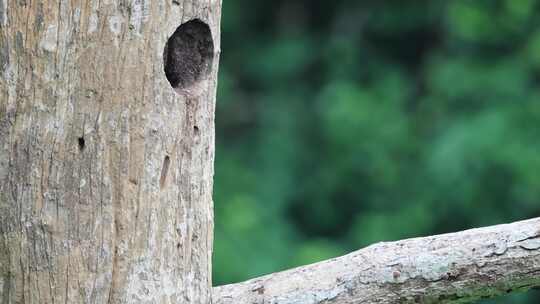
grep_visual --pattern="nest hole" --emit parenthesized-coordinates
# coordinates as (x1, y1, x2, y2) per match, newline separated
(163, 19, 214, 94)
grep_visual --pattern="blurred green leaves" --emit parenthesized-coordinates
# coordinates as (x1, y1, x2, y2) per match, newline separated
(214, 1, 540, 303)
(447, 0, 533, 45)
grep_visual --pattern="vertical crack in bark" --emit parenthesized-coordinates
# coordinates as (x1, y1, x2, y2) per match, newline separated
(107, 219, 118, 304)
(108, 142, 121, 304)
(160, 155, 170, 189)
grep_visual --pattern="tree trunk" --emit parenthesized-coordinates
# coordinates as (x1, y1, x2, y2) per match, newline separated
(0, 0, 221, 303)
(3, 1, 540, 304)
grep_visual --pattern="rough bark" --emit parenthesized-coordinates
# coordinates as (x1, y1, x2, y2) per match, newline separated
(0, 1, 221, 303)
(213, 217, 540, 304)
(3, 1, 540, 304)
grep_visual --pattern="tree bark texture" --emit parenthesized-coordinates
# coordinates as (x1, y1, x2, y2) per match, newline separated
(214, 217, 540, 304)
(0, 1, 221, 303)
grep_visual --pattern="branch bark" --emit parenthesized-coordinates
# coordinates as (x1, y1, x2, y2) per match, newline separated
(213, 217, 540, 304)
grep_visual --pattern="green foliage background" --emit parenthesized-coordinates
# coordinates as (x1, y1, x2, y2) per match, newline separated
(213, 1, 540, 302)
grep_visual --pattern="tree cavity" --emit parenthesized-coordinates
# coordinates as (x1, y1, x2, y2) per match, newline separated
(163, 19, 214, 97)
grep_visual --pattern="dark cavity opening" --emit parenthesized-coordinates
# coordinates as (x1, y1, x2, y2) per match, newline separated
(78, 137, 85, 151)
(163, 19, 214, 92)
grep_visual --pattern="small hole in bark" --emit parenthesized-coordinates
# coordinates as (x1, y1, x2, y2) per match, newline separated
(160, 155, 170, 189)
(78, 137, 85, 151)
(163, 19, 214, 96)
(194, 125, 199, 133)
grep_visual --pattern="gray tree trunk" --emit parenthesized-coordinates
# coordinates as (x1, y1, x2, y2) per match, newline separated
(0, 1, 221, 303)
(3, 1, 540, 304)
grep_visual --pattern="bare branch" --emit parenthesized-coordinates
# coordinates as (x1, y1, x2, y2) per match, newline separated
(213, 217, 540, 304)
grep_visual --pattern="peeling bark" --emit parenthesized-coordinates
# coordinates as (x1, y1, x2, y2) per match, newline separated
(0, 1, 221, 303)
(213, 218, 540, 304)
